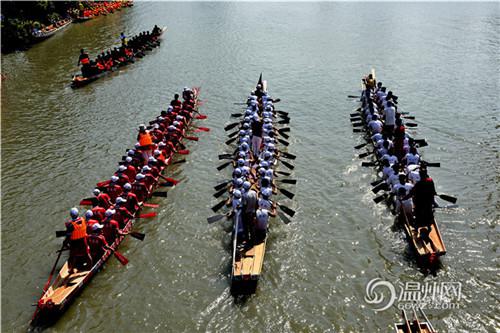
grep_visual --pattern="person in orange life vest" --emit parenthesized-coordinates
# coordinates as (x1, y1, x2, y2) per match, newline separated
(64, 208, 92, 274)
(106, 176, 123, 202)
(122, 156, 138, 182)
(84, 210, 100, 232)
(93, 188, 111, 209)
(141, 165, 156, 191)
(102, 209, 121, 245)
(91, 205, 106, 222)
(137, 124, 154, 163)
(87, 223, 108, 262)
(170, 94, 182, 109)
(113, 197, 133, 228)
(78, 49, 90, 66)
(122, 183, 140, 213)
(115, 165, 131, 186)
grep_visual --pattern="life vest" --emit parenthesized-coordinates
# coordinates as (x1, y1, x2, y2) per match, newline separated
(97, 62, 105, 70)
(81, 57, 90, 65)
(138, 131, 153, 147)
(70, 218, 87, 240)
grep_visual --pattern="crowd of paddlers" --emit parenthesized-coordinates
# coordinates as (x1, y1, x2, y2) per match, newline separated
(62, 88, 200, 274)
(77, 25, 163, 78)
(77, 1, 133, 20)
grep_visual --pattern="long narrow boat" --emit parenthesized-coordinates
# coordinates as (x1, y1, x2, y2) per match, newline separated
(394, 309, 436, 333)
(71, 26, 167, 89)
(30, 87, 203, 328)
(354, 69, 446, 266)
(32, 19, 73, 40)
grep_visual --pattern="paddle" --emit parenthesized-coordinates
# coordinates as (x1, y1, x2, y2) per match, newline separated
(405, 122, 418, 127)
(403, 116, 415, 120)
(347, 95, 360, 98)
(354, 142, 368, 149)
(372, 182, 389, 194)
(106, 247, 128, 265)
(211, 198, 228, 212)
(143, 203, 159, 208)
(177, 149, 190, 155)
(158, 174, 179, 185)
(373, 193, 388, 204)
(278, 127, 290, 133)
(172, 159, 187, 165)
(362, 161, 377, 167)
(438, 193, 457, 204)
(280, 159, 295, 170)
(193, 126, 210, 132)
(231, 113, 244, 118)
(217, 161, 232, 171)
(96, 179, 111, 187)
(358, 151, 373, 159)
(353, 128, 365, 133)
(195, 115, 207, 120)
(41, 243, 66, 293)
(137, 212, 157, 219)
(352, 123, 363, 127)
(214, 180, 231, 191)
(276, 170, 292, 177)
(213, 187, 227, 198)
(278, 188, 295, 199)
(277, 179, 297, 185)
(219, 153, 233, 160)
(184, 136, 199, 141)
(152, 192, 168, 197)
(225, 137, 237, 145)
(421, 161, 440, 167)
(79, 198, 96, 206)
(277, 131, 290, 140)
(277, 138, 290, 147)
(278, 211, 292, 224)
(224, 122, 240, 131)
(277, 119, 290, 125)
(279, 151, 296, 160)
(159, 181, 176, 187)
(129, 231, 145, 241)
(370, 179, 385, 187)
(277, 202, 295, 217)
(207, 214, 227, 224)
(276, 110, 288, 116)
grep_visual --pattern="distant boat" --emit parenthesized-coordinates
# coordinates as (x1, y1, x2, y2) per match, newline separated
(32, 19, 72, 40)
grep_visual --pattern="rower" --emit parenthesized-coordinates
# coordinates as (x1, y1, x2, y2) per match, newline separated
(254, 84, 264, 98)
(242, 188, 258, 242)
(137, 124, 154, 163)
(152, 25, 161, 35)
(395, 187, 413, 220)
(403, 146, 420, 166)
(254, 208, 269, 244)
(368, 114, 383, 134)
(386, 164, 402, 188)
(381, 147, 398, 166)
(87, 223, 108, 262)
(93, 188, 112, 209)
(115, 165, 131, 186)
(122, 156, 138, 181)
(78, 49, 90, 66)
(64, 208, 92, 274)
(170, 94, 182, 109)
(84, 210, 99, 231)
(232, 190, 243, 210)
(106, 176, 123, 202)
(114, 197, 133, 228)
(251, 115, 263, 155)
(102, 209, 121, 245)
(406, 168, 437, 230)
(122, 183, 140, 213)
(383, 101, 396, 136)
(132, 173, 148, 203)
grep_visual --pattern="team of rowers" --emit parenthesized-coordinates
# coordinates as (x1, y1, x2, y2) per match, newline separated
(226, 84, 282, 247)
(62, 88, 197, 273)
(361, 74, 438, 233)
(77, 25, 162, 78)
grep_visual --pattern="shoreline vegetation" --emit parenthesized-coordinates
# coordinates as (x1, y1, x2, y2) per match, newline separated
(1, 1, 132, 54)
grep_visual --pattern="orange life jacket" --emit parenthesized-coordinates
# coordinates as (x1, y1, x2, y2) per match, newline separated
(70, 218, 87, 240)
(138, 131, 153, 147)
(81, 57, 90, 65)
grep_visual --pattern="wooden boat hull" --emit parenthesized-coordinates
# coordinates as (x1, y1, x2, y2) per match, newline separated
(32, 20, 72, 40)
(31, 88, 200, 327)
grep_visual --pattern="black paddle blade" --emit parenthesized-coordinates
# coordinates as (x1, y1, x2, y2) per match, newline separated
(172, 159, 187, 165)
(225, 137, 237, 145)
(231, 113, 243, 117)
(352, 123, 363, 127)
(370, 179, 384, 187)
(362, 161, 377, 167)
(421, 161, 440, 167)
(278, 131, 290, 139)
(280, 160, 295, 170)
(219, 154, 233, 160)
(213, 187, 227, 198)
(159, 182, 175, 187)
(348, 95, 360, 98)
(280, 151, 296, 160)
(278, 211, 292, 224)
(438, 194, 457, 204)
(354, 142, 368, 149)
(55, 230, 67, 238)
(152, 192, 168, 197)
(214, 180, 231, 191)
(278, 119, 290, 125)
(353, 128, 365, 133)
(372, 182, 389, 194)
(350, 113, 360, 117)
(228, 130, 239, 138)
(358, 151, 373, 159)
(405, 122, 418, 127)
(224, 122, 240, 131)
(278, 203, 296, 217)
(279, 179, 297, 185)
(277, 138, 290, 147)
(217, 161, 232, 171)
(403, 116, 416, 120)
(207, 214, 225, 224)
(276, 170, 291, 177)
(278, 127, 290, 133)
(279, 188, 295, 199)
(373, 194, 387, 204)
(276, 110, 289, 116)
(211, 199, 227, 212)
(129, 231, 145, 241)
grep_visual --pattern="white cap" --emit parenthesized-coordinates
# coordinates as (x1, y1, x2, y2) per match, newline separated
(256, 208, 268, 219)
(92, 223, 104, 231)
(237, 159, 245, 166)
(168, 125, 176, 131)
(240, 142, 249, 151)
(93, 189, 100, 196)
(125, 156, 133, 163)
(243, 181, 251, 190)
(142, 166, 151, 172)
(136, 173, 145, 180)
(116, 197, 127, 204)
(85, 210, 93, 218)
(124, 183, 132, 191)
(111, 176, 119, 183)
(235, 178, 244, 187)
(261, 188, 272, 198)
(176, 115, 183, 121)
(139, 124, 146, 130)
(118, 165, 127, 172)
(105, 209, 115, 217)
(233, 189, 242, 198)
(154, 150, 161, 156)
(127, 149, 135, 156)
(148, 156, 157, 163)
(259, 161, 269, 169)
(167, 105, 173, 111)
(70, 207, 79, 218)
(173, 121, 180, 127)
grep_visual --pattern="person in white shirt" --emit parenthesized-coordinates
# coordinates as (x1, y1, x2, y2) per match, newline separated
(382, 159, 394, 180)
(383, 101, 396, 135)
(254, 208, 269, 243)
(404, 147, 420, 165)
(368, 114, 383, 133)
(381, 148, 398, 166)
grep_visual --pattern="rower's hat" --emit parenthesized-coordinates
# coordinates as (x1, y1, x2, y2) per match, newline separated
(139, 124, 146, 130)
(111, 176, 119, 183)
(128, 149, 135, 156)
(154, 150, 161, 156)
(70, 207, 79, 218)
(136, 173, 145, 180)
(233, 168, 242, 176)
(142, 165, 151, 172)
(92, 223, 104, 231)
(118, 165, 127, 172)
(168, 125, 176, 131)
(173, 121, 180, 127)
(124, 183, 132, 191)
(93, 188, 100, 196)
(85, 210, 93, 219)
(233, 189, 242, 198)
(116, 197, 127, 204)
(148, 157, 157, 163)
(105, 209, 116, 217)
(243, 181, 251, 190)
(261, 188, 272, 198)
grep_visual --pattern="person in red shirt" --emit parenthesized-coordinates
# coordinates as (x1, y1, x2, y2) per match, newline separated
(87, 224, 108, 262)
(122, 183, 140, 213)
(115, 165, 131, 186)
(102, 209, 121, 245)
(132, 173, 148, 203)
(170, 94, 182, 109)
(84, 210, 100, 231)
(122, 156, 138, 181)
(106, 176, 123, 202)
(93, 188, 111, 209)
(113, 197, 134, 228)
(91, 205, 106, 222)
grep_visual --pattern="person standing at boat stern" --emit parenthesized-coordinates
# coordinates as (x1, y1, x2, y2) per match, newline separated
(406, 168, 437, 230)
(64, 208, 92, 273)
(137, 124, 153, 163)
